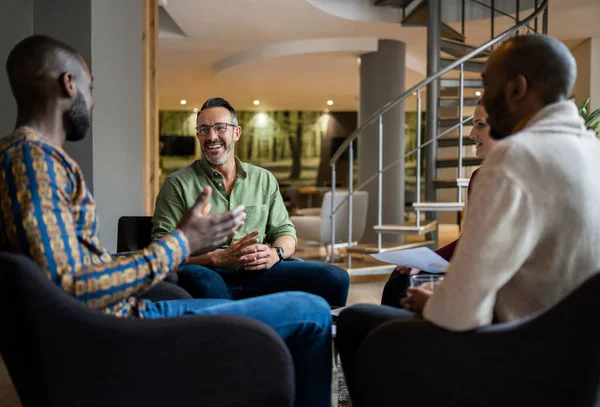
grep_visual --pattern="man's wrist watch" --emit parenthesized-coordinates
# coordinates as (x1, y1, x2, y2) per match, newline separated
(274, 246, 285, 263)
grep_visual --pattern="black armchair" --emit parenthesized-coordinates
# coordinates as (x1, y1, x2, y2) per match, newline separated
(351, 273, 600, 407)
(0, 252, 295, 407)
(117, 216, 191, 301)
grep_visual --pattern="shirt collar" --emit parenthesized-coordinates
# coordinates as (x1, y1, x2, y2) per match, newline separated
(198, 156, 247, 180)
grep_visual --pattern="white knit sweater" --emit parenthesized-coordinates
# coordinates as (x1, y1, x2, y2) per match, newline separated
(424, 101, 600, 331)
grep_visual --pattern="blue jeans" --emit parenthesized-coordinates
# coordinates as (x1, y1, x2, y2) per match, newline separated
(141, 292, 332, 407)
(177, 261, 350, 307)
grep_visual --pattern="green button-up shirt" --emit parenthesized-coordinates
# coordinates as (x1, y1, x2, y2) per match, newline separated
(151, 157, 296, 248)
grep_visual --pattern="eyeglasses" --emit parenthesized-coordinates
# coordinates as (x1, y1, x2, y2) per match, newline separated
(196, 123, 237, 136)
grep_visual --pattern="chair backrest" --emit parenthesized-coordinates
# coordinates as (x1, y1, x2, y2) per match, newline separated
(318, 191, 368, 244)
(117, 216, 153, 252)
(0, 252, 108, 405)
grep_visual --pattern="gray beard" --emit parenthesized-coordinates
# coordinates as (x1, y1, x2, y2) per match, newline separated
(204, 141, 235, 165)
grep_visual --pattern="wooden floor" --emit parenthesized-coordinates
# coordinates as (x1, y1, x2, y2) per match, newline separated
(295, 224, 461, 306)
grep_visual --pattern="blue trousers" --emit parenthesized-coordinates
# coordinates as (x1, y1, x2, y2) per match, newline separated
(141, 292, 332, 407)
(178, 261, 350, 307)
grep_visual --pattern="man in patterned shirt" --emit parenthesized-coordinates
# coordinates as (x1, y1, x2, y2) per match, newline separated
(0, 35, 332, 407)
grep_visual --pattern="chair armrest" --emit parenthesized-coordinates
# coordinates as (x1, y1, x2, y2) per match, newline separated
(289, 216, 322, 242)
(354, 317, 573, 407)
(295, 207, 322, 216)
(21, 312, 294, 407)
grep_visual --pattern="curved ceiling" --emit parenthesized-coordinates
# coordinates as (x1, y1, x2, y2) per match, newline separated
(158, 0, 600, 112)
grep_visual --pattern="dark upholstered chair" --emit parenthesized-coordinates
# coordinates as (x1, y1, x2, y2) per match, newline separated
(117, 216, 191, 301)
(346, 272, 600, 407)
(0, 252, 295, 407)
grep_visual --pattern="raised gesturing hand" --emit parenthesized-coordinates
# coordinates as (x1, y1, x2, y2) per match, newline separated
(177, 187, 246, 256)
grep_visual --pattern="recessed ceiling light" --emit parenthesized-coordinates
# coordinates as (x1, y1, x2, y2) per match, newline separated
(180, 99, 187, 105)
(193, 108, 198, 113)
(253, 100, 260, 106)
(327, 100, 334, 106)
(475, 91, 482, 97)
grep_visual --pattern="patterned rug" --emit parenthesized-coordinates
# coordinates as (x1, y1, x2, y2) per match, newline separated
(333, 354, 353, 407)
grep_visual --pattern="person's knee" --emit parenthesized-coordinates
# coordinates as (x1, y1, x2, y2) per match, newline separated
(313, 263, 350, 288)
(177, 264, 229, 298)
(271, 291, 332, 331)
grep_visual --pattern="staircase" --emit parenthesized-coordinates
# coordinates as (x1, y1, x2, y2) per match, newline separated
(328, 0, 549, 274)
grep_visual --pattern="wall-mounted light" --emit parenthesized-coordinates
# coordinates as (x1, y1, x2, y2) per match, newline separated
(253, 100, 260, 106)
(180, 99, 187, 105)
(327, 100, 334, 106)
(324, 109, 330, 113)
(412, 92, 417, 96)
(193, 107, 198, 113)
(475, 91, 482, 97)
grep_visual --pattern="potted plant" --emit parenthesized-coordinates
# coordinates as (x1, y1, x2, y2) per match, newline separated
(578, 98, 600, 138)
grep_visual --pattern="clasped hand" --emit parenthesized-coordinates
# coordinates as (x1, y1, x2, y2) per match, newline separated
(216, 231, 278, 270)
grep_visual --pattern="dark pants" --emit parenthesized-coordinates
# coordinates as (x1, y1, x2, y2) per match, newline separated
(381, 269, 442, 308)
(335, 304, 422, 406)
(178, 260, 350, 307)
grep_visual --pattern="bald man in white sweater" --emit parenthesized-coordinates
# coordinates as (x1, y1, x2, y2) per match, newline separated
(336, 34, 600, 399)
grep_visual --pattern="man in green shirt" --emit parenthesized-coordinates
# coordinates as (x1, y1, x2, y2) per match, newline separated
(152, 98, 349, 306)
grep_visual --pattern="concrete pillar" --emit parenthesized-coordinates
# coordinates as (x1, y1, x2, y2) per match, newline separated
(572, 38, 600, 112)
(0, 0, 145, 252)
(359, 40, 406, 244)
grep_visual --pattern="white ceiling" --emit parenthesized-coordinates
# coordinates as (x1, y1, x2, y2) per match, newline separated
(158, 0, 600, 112)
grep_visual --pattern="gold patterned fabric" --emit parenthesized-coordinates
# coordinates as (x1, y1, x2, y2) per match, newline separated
(0, 127, 189, 318)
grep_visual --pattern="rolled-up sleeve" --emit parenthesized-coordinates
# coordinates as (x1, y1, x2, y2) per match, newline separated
(265, 180, 296, 244)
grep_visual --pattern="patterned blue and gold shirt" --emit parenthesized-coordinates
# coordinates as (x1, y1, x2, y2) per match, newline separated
(0, 127, 189, 318)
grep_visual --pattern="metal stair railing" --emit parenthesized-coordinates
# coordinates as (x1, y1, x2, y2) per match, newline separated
(327, 0, 549, 266)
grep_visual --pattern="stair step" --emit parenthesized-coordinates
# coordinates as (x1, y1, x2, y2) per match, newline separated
(433, 178, 471, 189)
(441, 57, 486, 73)
(401, 0, 427, 25)
(413, 202, 465, 211)
(440, 22, 466, 43)
(441, 78, 483, 88)
(441, 38, 492, 59)
(400, 0, 466, 43)
(438, 135, 476, 147)
(372, 0, 414, 7)
(345, 265, 396, 277)
(436, 156, 482, 168)
(347, 240, 434, 254)
(440, 116, 471, 128)
(374, 221, 437, 235)
(439, 96, 479, 108)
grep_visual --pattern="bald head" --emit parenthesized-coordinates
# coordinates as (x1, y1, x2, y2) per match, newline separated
(490, 35, 576, 104)
(6, 35, 90, 110)
(5, 35, 94, 142)
(481, 34, 577, 139)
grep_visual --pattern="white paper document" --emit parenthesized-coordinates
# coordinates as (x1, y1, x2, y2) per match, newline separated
(371, 247, 449, 273)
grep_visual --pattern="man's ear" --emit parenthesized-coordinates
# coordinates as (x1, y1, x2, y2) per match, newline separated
(59, 72, 77, 98)
(508, 74, 528, 103)
(234, 126, 242, 141)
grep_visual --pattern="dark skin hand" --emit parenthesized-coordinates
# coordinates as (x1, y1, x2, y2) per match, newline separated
(177, 186, 246, 256)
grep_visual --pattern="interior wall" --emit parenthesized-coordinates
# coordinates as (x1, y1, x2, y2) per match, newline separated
(572, 39, 592, 109)
(91, 0, 145, 252)
(0, 0, 33, 137)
